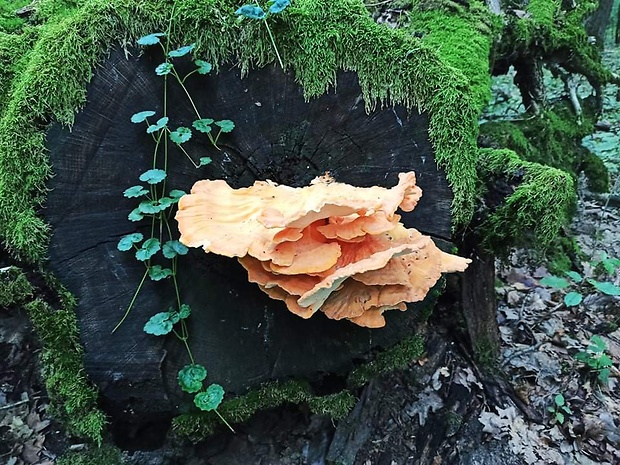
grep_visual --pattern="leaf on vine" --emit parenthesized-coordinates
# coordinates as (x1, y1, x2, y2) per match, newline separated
(178, 364, 207, 393)
(199, 157, 212, 166)
(194, 384, 225, 411)
(117, 233, 144, 251)
(138, 200, 162, 214)
(155, 62, 174, 76)
(193, 118, 214, 133)
(123, 185, 149, 198)
(195, 59, 212, 75)
(179, 304, 191, 319)
(162, 240, 189, 259)
(170, 127, 192, 144)
(215, 120, 235, 133)
(169, 189, 186, 201)
(235, 5, 266, 19)
(146, 116, 169, 134)
(135, 238, 161, 261)
(169, 43, 195, 58)
(128, 208, 144, 222)
(144, 312, 174, 336)
(137, 32, 165, 46)
(268, 0, 290, 14)
(139, 169, 167, 184)
(149, 265, 173, 281)
(131, 110, 156, 123)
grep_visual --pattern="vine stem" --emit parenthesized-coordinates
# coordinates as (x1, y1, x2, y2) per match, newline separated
(111, 268, 149, 333)
(262, 17, 284, 70)
(215, 409, 235, 433)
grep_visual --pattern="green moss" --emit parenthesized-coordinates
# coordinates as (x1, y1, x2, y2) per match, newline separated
(0, 1, 30, 33)
(501, 0, 611, 86)
(308, 391, 356, 419)
(25, 298, 106, 443)
(174, 332, 426, 442)
(481, 100, 596, 174)
(0, 267, 33, 306)
(581, 150, 609, 193)
(477, 148, 575, 251)
(173, 379, 352, 441)
(347, 334, 425, 388)
(545, 235, 583, 275)
(56, 444, 122, 465)
(408, 0, 495, 111)
(0, 0, 483, 263)
(474, 337, 498, 368)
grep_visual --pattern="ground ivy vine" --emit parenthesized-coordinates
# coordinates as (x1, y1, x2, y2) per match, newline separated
(112, 30, 234, 431)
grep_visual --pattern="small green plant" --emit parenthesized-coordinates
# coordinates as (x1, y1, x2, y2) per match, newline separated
(113, 28, 235, 431)
(538, 252, 620, 307)
(548, 393, 572, 424)
(574, 335, 613, 386)
(235, 0, 291, 69)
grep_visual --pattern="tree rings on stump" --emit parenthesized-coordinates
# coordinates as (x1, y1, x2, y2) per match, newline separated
(44, 46, 453, 419)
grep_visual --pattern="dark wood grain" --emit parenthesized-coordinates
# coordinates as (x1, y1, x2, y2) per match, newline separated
(44, 46, 453, 417)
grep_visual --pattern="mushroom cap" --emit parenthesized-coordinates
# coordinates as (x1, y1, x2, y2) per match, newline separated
(176, 172, 422, 259)
(176, 171, 470, 328)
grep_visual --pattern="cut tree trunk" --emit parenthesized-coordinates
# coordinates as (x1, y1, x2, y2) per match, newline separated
(44, 46, 455, 421)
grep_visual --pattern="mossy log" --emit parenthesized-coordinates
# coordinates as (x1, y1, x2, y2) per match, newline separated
(43, 46, 454, 422)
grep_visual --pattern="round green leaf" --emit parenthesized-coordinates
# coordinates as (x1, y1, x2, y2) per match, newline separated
(124, 185, 149, 198)
(194, 60, 212, 75)
(192, 118, 214, 133)
(117, 233, 144, 251)
(194, 384, 224, 411)
(139, 169, 167, 184)
(146, 116, 169, 134)
(137, 33, 165, 46)
(162, 240, 189, 259)
(539, 276, 571, 289)
(178, 364, 207, 393)
(148, 265, 173, 281)
(144, 312, 173, 336)
(179, 304, 191, 319)
(131, 110, 156, 123)
(168, 44, 195, 58)
(170, 127, 192, 144)
(563, 292, 583, 307)
(215, 119, 235, 133)
(268, 0, 290, 14)
(138, 200, 161, 214)
(135, 238, 161, 261)
(169, 189, 186, 200)
(128, 208, 144, 222)
(199, 157, 212, 167)
(235, 5, 266, 19)
(155, 62, 174, 76)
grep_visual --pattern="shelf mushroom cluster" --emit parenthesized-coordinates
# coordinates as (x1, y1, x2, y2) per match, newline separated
(175, 172, 470, 328)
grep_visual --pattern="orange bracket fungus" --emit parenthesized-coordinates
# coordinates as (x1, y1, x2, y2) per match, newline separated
(176, 172, 471, 328)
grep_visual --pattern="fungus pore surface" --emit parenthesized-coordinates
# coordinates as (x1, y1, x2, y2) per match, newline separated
(176, 172, 470, 328)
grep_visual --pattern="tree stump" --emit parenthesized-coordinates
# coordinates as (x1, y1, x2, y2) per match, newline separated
(44, 46, 454, 419)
